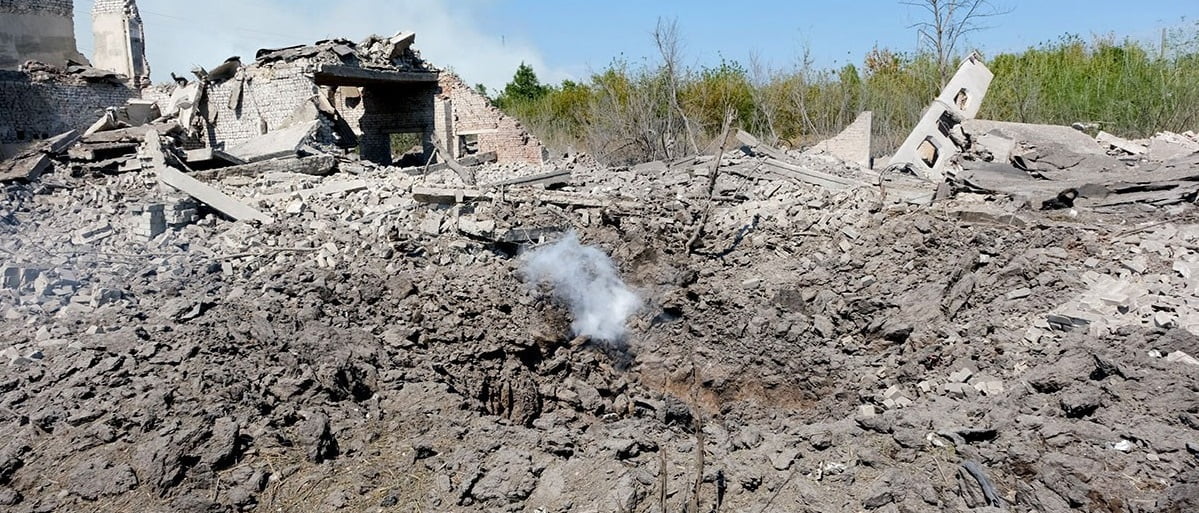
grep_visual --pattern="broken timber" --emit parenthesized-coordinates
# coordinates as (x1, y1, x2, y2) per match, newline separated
(430, 137, 476, 185)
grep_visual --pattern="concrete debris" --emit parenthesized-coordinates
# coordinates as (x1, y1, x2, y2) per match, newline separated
(888, 54, 994, 181)
(226, 120, 320, 163)
(1148, 131, 1199, 162)
(1096, 131, 1147, 156)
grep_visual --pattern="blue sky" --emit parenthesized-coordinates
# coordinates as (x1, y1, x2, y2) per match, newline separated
(72, 0, 1194, 90)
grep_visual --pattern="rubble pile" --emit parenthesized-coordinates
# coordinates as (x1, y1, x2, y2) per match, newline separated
(1, 48, 1199, 513)
(0, 106, 1197, 512)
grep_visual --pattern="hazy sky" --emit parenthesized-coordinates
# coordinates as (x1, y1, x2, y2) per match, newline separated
(71, 0, 1194, 91)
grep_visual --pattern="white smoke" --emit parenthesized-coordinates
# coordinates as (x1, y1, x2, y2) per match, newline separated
(522, 232, 640, 342)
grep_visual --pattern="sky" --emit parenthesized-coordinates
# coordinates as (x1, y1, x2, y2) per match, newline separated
(72, 0, 1195, 92)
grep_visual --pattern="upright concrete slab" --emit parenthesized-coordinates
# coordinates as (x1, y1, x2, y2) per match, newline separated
(888, 55, 994, 182)
(808, 111, 873, 168)
(936, 56, 993, 120)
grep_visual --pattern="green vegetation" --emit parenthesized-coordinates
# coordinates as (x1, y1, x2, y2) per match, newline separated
(493, 23, 1199, 165)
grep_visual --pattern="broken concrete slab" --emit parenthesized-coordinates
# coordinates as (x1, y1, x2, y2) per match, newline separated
(147, 130, 272, 224)
(123, 99, 161, 126)
(1096, 131, 1147, 156)
(226, 120, 319, 163)
(192, 155, 337, 181)
(81, 122, 182, 144)
(260, 179, 368, 202)
(1147, 132, 1199, 162)
(888, 100, 958, 181)
(185, 148, 247, 169)
(761, 158, 865, 190)
(0, 152, 52, 182)
(388, 31, 416, 59)
(937, 54, 994, 120)
(412, 186, 641, 210)
(485, 169, 572, 189)
(736, 130, 791, 162)
(431, 137, 476, 185)
(807, 111, 872, 168)
(159, 166, 274, 224)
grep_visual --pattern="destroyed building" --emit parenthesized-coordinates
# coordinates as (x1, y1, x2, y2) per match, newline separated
(2, 0, 545, 168)
(91, 0, 150, 85)
(178, 36, 547, 167)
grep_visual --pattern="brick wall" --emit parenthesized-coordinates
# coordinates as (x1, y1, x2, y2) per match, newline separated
(0, 70, 134, 143)
(437, 72, 544, 164)
(199, 62, 319, 149)
(90, 0, 130, 15)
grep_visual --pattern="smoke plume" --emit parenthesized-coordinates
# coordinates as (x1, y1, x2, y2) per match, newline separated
(522, 232, 640, 342)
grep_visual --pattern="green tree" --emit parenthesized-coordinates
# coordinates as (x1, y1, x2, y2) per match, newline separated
(496, 62, 550, 109)
(474, 83, 489, 99)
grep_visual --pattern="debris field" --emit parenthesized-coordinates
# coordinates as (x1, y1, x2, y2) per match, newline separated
(2, 9, 1199, 513)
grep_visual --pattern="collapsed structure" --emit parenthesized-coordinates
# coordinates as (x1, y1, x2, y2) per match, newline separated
(1, 0, 545, 169)
(2, 4, 1199, 513)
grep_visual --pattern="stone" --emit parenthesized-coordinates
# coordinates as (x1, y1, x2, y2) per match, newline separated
(948, 367, 974, 383)
(943, 382, 970, 399)
(1166, 351, 1199, 367)
(973, 380, 1004, 396)
(1006, 287, 1032, 300)
(770, 447, 800, 471)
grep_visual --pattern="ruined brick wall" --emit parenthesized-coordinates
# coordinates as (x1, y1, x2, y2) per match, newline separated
(437, 73, 544, 164)
(0, 0, 87, 69)
(357, 83, 437, 163)
(0, 0, 74, 17)
(0, 70, 134, 143)
(200, 62, 320, 148)
(90, 0, 129, 14)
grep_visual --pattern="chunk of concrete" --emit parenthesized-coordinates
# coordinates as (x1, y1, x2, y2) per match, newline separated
(150, 127, 272, 224)
(888, 54, 993, 181)
(185, 148, 247, 169)
(1148, 132, 1199, 162)
(1096, 131, 1147, 156)
(227, 120, 319, 163)
(192, 155, 336, 181)
(160, 167, 273, 224)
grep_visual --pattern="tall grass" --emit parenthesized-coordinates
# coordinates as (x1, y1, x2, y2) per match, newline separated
(500, 29, 1199, 164)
